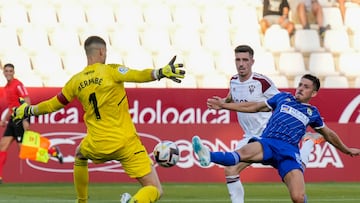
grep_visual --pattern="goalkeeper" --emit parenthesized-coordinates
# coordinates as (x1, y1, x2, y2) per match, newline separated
(13, 35, 185, 203)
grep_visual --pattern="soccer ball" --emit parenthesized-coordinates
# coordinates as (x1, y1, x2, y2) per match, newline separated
(153, 140, 180, 168)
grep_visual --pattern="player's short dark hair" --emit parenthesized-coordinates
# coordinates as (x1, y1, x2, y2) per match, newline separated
(3, 63, 15, 69)
(234, 45, 254, 58)
(302, 74, 320, 91)
(84, 36, 106, 49)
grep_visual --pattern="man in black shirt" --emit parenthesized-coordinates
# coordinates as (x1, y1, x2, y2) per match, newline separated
(260, 0, 295, 35)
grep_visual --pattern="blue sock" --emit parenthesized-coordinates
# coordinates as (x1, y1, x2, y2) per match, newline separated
(210, 151, 241, 166)
(304, 194, 307, 203)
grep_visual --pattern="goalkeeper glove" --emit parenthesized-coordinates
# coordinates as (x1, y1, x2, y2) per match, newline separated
(155, 55, 185, 83)
(12, 99, 33, 122)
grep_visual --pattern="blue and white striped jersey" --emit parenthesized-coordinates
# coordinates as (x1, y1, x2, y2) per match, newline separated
(263, 92, 324, 146)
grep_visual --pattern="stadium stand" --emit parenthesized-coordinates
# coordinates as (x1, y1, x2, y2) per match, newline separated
(0, 0, 359, 88)
(30, 48, 65, 81)
(355, 77, 360, 88)
(1, 48, 31, 74)
(56, 1, 87, 31)
(142, 3, 173, 29)
(170, 26, 202, 55)
(17, 26, 50, 54)
(184, 47, 217, 77)
(172, 5, 202, 30)
(278, 52, 308, 79)
(201, 6, 231, 30)
(109, 26, 142, 55)
(61, 48, 87, 76)
(344, 7, 360, 33)
(338, 52, 360, 79)
(198, 72, 229, 89)
(166, 73, 198, 89)
(104, 47, 124, 65)
(323, 75, 350, 88)
(201, 27, 233, 56)
(270, 75, 290, 88)
(229, 5, 260, 33)
(294, 29, 325, 53)
(323, 29, 352, 53)
(0, 3, 29, 29)
(230, 29, 263, 52)
(0, 27, 20, 52)
(48, 26, 82, 56)
(322, 7, 344, 30)
(123, 47, 154, 70)
(214, 49, 237, 77)
(85, 4, 117, 31)
(115, 4, 145, 29)
(352, 31, 360, 51)
(141, 26, 173, 55)
(252, 51, 279, 77)
(263, 25, 294, 53)
(308, 52, 339, 79)
(28, 2, 58, 30)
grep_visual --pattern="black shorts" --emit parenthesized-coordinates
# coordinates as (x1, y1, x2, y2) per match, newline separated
(3, 119, 27, 143)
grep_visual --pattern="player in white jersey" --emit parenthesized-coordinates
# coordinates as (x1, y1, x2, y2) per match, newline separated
(230, 72, 279, 138)
(212, 45, 323, 203)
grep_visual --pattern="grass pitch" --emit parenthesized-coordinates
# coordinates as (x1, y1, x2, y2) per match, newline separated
(0, 182, 359, 202)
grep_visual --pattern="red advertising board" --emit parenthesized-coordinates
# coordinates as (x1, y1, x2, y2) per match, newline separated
(0, 88, 359, 183)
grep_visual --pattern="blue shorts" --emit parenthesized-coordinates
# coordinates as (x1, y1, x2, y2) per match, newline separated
(249, 137, 304, 180)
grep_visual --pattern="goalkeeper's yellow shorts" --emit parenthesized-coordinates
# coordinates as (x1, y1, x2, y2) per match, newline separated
(79, 134, 152, 178)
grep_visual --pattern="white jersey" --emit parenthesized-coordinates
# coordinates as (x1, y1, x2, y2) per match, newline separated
(230, 72, 280, 138)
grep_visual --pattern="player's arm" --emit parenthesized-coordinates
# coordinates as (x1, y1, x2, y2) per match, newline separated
(224, 92, 233, 103)
(13, 95, 67, 120)
(31, 95, 66, 115)
(207, 92, 232, 107)
(23, 96, 31, 105)
(113, 56, 185, 83)
(315, 126, 360, 156)
(207, 96, 271, 112)
(117, 68, 155, 82)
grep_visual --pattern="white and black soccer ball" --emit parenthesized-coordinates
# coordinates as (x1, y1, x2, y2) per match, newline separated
(153, 140, 180, 168)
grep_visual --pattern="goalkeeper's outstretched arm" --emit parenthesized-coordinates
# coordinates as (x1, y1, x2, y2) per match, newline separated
(31, 95, 66, 116)
(13, 94, 67, 120)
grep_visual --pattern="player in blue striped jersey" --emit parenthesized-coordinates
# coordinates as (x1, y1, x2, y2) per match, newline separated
(195, 74, 360, 203)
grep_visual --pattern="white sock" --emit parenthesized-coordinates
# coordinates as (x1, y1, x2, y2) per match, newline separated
(226, 175, 244, 203)
(300, 139, 315, 166)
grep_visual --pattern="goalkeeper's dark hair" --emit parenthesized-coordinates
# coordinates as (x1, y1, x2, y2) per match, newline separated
(3, 63, 15, 69)
(84, 36, 106, 55)
(234, 45, 254, 58)
(302, 74, 320, 91)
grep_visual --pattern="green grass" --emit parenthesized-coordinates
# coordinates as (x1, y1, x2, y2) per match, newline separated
(0, 182, 359, 202)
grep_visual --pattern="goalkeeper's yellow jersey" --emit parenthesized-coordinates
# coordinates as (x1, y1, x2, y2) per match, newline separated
(61, 63, 154, 153)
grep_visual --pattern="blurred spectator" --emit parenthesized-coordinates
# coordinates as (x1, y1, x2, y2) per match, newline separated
(338, 0, 360, 22)
(260, 0, 295, 35)
(289, 0, 330, 36)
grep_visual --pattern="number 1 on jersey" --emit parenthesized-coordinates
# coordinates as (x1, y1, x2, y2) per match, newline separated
(89, 92, 101, 120)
